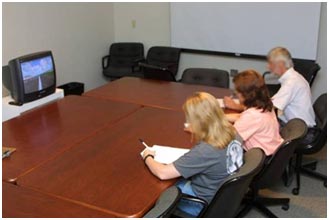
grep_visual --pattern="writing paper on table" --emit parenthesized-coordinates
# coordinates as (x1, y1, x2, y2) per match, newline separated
(141, 145, 190, 164)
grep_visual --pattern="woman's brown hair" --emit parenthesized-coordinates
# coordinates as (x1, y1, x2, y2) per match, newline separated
(233, 69, 273, 112)
(183, 92, 236, 149)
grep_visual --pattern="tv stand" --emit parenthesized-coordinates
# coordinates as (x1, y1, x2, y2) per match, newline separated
(2, 89, 64, 122)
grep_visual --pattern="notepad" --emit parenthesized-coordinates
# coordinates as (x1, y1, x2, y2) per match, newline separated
(217, 98, 240, 108)
(141, 145, 190, 164)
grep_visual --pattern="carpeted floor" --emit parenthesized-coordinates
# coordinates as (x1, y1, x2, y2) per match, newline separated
(246, 145, 327, 218)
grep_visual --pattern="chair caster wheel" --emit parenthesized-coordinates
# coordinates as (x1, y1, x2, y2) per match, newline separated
(324, 181, 327, 188)
(282, 204, 289, 211)
(292, 188, 299, 195)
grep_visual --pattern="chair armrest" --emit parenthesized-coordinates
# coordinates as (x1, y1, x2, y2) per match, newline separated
(308, 127, 322, 132)
(263, 71, 271, 78)
(132, 58, 145, 72)
(172, 194, 208, 217)
(102, 55, 111, 70)
(143, 186, 182, 218)
(181, 194, 208, 207)
(139, 62, 176, 81)
(134, 58, 145, 63)
(138, 62, 169, 72)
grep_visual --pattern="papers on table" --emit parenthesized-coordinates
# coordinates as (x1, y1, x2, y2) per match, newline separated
(140, 145, 190, 164)
(217, 98, 240, 108)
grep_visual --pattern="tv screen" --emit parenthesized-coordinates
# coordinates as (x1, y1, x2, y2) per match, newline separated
(4, 51, 57, 105)
(21, 55, 55, 94)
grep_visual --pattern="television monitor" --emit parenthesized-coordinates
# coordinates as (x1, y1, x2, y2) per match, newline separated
(3, 51, 56, 105)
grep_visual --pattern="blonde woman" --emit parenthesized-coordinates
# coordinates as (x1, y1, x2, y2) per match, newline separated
(142, 92, 243, 216)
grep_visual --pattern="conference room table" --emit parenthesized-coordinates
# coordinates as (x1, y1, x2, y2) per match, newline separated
(3, 182, 114, 218)
(17, 107, 192, 217)
(3, 77, 236, 217)
(2, 95, 140, 181)
(84, 77, 233, 111)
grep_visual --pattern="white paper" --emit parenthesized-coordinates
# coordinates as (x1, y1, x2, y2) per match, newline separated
(140, 145, 190, 164)
(217, 98, 240, 108)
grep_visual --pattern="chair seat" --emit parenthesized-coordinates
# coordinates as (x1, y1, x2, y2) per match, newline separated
(103, 66, 143, 78)
(295, 128, 322, 154)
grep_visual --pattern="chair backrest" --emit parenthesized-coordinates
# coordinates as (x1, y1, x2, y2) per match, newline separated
(302, 93, 327, 154)
(293, 59, 320, 87)
(109, 42, 144, 67)
(181, 68, 230, 88)
(314, 93, 327, 130)
(144, 46, 181, 81)
(253, 119, 307, 189)
(201, 148, 265, 218)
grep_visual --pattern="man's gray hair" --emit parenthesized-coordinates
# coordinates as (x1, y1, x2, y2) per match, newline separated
(267, 47, 294, 68)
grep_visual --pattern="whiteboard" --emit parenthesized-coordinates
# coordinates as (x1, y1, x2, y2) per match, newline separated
(171, 3, 321, 60)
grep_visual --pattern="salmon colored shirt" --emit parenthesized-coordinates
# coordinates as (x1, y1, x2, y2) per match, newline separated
(234, 108, 283, 156)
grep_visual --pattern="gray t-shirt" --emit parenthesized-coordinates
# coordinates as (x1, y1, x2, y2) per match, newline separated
(173, 139, 243, 203)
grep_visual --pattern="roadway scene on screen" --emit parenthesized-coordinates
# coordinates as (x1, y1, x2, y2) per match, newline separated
(21, 56, 54, 94)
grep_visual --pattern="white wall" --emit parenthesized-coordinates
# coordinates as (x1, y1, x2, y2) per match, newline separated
(113, 2, 170, 54)
(2, 2, 114, 96)
(3, 2, 326, 100)
(312, 2, 327, 101)
(113, 2, 327, 100)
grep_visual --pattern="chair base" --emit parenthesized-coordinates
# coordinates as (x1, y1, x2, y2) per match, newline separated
(292, 156, 327, 195)
(282, 158, 295, 187)
(237, 194, 290, 218)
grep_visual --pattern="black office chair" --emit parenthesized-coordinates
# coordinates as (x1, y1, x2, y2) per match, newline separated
(237, 118, 307, 218)
(293, 59, 321, 87)
(181, 68, 230, 88)
(102, 42, 144, 80)
(263, 60, 321, 96)
(143, 148, 265, 218)
(139, 46, 181, 82)
(292, 93, 327, 195)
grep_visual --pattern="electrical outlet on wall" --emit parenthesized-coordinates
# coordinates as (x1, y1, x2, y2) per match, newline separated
(131, 19, 136, 28)
(230, 69, 239, 77)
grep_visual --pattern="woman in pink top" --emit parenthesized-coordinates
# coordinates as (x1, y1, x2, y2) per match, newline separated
(226, 70, 283, 156)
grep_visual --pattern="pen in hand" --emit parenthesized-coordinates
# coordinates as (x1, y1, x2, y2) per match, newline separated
(139, 138, 152, 150)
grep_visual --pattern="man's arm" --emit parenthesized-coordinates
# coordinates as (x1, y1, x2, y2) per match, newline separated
(271, 84, 292, 112)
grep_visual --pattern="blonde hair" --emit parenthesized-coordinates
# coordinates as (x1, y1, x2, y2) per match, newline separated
(267, 47, 293, 68)
(183, 92, 236, 149)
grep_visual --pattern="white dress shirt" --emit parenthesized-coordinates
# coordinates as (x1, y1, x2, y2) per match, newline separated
(272, 68, 316, 127)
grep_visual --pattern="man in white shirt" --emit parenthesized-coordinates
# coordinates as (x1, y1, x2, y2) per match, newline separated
(224, 47, 316, 127)
(267, 47, 315, 127)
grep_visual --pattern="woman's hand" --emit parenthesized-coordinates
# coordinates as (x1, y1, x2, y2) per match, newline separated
(223, 96, 244, 111)
(143, 148, 155, 159)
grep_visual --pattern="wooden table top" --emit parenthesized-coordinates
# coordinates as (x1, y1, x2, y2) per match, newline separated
(3, 95, 140, 181)
(3, 182, 115, 218)
(84, 77, 232, 111)
(18, 107, 192, 217)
